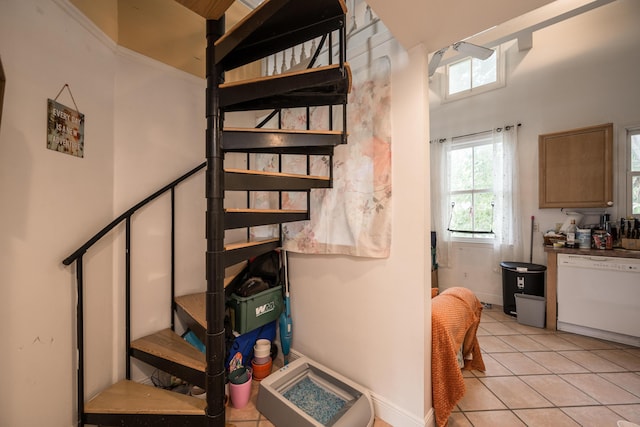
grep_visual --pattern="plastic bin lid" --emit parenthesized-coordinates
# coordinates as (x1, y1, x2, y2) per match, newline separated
(500, 262, 547, 272)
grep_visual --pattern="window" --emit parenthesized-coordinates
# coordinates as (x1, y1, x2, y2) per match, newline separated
(431, 125, 520, 266)
(629, 128, 640, 215)
(444, 46, 504, 101)
(447, 132, 502, 239)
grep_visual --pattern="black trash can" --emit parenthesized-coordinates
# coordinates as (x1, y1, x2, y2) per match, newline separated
(500, 262, 546, 316)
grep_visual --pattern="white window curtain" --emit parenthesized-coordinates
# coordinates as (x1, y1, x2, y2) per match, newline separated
(430, 126, 522, 271)
(491, 126, 523, 270)
(430, 138, 452, 268)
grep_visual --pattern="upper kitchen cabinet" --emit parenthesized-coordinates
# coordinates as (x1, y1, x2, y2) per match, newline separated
(538, 123, 613, 208)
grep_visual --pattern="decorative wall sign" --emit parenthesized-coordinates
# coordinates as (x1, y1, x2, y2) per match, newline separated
(47, 84, 84, 158)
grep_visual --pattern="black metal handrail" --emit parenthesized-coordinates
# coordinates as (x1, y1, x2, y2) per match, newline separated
(63, 161, 206, 266)
(62, 160, 206, 427)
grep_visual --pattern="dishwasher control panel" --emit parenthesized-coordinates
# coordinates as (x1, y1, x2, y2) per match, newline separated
(558, 254, 640, 272)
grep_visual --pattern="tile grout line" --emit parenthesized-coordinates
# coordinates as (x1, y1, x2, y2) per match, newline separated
(459, 306, 640, 426)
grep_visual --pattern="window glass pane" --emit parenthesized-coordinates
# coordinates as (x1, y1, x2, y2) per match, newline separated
(473, 144, 493, 189)
(631, 133, 640, 172)
(450, 193, 472, 231)
(474, 192, 494, 232)
(449, 59, 471, 95)
(633, 175, 640, 215)
(472, 54, 497, 87)
(449, 147, 473, 191)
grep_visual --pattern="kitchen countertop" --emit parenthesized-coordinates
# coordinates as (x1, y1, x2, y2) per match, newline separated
(543, 246, 640, 259)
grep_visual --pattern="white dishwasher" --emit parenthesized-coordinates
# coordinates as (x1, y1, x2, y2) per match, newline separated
(557, 253, 640, 347)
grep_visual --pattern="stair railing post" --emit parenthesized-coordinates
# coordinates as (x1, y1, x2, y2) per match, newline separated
(171, 187, 176, 331)
(125, 216, 131, 379)
(205, 17, 227, 427)
(76, 255, 85, 427)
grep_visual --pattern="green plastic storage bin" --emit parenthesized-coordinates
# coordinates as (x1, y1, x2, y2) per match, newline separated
(228, 285, 283, 334)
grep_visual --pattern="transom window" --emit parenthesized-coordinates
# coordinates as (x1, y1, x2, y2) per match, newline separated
(444, 46, 504, 101)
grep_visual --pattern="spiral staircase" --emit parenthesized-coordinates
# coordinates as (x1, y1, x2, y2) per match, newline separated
(63, 0, 350, 426)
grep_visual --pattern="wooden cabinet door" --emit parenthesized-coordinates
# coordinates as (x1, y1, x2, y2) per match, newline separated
(539, 123, 613, 208)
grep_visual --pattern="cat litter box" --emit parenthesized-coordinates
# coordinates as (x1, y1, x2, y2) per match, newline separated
(257, 357, 374, 427)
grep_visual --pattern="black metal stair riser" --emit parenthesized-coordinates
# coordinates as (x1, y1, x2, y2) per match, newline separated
(224, 172, 331, 191)
(215, 0, 346, 71)
(84, 414, 207, 427)
(222, 129, 342, 155)
(174, 305, 206, 344)
(225, 210, 309, 229)
(129, 348, 205, 389)
(222, 92, 347, 112)
(224, 240, 280, 268)
(219, 66, 349, 111)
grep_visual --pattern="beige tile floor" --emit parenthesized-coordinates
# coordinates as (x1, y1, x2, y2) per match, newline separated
(225, 305, 640, 427)
(450, 305, 640, 427)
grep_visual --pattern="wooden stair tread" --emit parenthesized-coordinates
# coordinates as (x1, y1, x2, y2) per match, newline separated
(225, 168, 329, 181)
(220, 64, 349, 90)
(225, 237, 280, 252)
(215, 0, 347, 71)
(224, 260, 249, 287)
(173, 0, 234, 19)
(220, 63, 352, 95)
(175, 293, 206, 329)
(226, 208, 306, 214)
(85, 380, 206, 415)
(224, 127, 342, 136)
(131, 329, 205, 372)
(220, 63, 352, 111)
(174, 261, 247, 330)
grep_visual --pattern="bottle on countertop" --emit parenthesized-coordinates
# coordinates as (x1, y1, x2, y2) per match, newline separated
(566, 219, 577, 248)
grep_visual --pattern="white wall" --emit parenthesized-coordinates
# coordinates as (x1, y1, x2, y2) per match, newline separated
(287, 34, 433, 426)
(112, 47, 208, 381)
(430, 0, 640, 304)
(0, 0, 116, 425)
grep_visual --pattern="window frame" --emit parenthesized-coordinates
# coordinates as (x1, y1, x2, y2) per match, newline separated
(443, 45, 505, 103)
(447, 132, 502, 242)
(627, 126, 640, 215)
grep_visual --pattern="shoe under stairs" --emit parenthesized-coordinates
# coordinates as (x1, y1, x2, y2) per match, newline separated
(80, 0, 350, 426)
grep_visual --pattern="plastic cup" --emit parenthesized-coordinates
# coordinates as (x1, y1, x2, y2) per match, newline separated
(229, 378, 252, 409)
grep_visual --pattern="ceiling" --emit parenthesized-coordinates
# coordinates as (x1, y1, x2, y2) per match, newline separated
(69, 0, 255, 78)
(69, 0, 603, 79)
(365, 0, 555, 54)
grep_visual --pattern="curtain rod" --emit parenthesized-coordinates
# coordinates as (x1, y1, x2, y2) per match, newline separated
(429, 122, 522, 144)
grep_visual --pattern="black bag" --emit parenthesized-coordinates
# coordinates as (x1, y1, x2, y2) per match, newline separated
(235, 276, 269, 297)
(248, 250, 282, 287)
(225, 250, 282, 298)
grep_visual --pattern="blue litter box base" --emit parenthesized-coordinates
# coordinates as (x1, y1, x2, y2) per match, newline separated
(257, 357, 374, 427)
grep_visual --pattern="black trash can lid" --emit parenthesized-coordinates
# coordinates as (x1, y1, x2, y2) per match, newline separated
(500, 262, 547, 272)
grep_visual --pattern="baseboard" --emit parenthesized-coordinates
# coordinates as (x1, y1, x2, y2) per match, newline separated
(370, 391, 434, 427)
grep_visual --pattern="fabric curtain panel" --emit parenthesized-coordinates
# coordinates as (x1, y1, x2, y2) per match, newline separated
(491, 127, 522, 270)
(430, 138, 451, 268)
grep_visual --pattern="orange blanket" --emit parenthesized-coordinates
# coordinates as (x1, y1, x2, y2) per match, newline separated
(431, 287, 485, 427)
